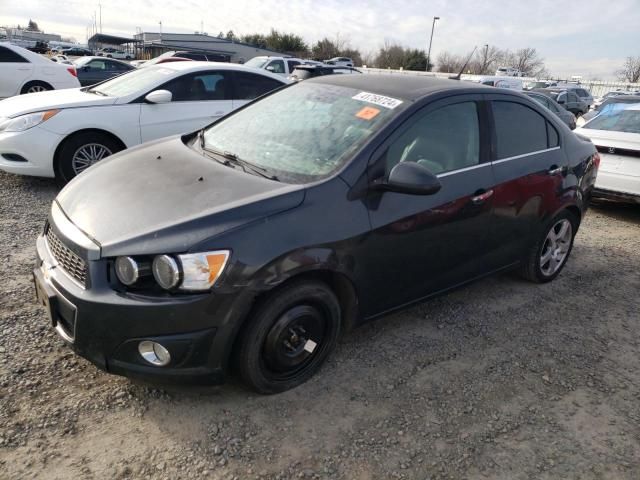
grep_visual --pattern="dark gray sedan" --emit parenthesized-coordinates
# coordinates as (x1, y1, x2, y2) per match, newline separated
(525, 91, 577, 129)
(73, 57, 135, 86)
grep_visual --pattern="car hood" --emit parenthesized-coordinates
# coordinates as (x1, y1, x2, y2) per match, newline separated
(55, 136, 305, 257)
(0, 88, 116, 118)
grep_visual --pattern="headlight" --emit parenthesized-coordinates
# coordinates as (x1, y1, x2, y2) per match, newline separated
(152, 255, 181, 290)
(151, 250, 229, 291)
(0, 110, 59, 133)
(115, 256, 150, 286)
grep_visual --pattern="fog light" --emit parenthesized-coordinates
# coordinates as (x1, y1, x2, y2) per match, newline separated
(138, 341, 171, 366)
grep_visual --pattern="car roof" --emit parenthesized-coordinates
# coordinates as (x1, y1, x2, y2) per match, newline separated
(145, 61, 288, 82)
(307, 74, 491, 101)
(77, 56, 130, 64)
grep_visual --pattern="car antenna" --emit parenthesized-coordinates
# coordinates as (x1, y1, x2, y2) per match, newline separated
(449, 46, 477, 80)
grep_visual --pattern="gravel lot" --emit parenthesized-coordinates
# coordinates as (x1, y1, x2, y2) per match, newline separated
(1, 170, 639, 480)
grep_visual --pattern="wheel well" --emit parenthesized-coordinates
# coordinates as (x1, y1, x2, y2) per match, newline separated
(21, 80, 53, 91)
(227, 270, 360, 370)
(565, 205, 582, 226)
(53, 129, 127, 175)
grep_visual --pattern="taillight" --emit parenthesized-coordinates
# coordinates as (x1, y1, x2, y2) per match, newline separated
(67, 67, 77, 77)
(593, 152, 601, 169)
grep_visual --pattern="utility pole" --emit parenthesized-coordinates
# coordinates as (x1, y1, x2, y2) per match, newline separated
(426, 16, 440, 72)
(483, 44, 488, 74)
(159, 20, 162, 42)
(99, 3, 102, 33)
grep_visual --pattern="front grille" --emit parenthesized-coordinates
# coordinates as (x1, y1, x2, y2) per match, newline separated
(46, 227, 87, 286)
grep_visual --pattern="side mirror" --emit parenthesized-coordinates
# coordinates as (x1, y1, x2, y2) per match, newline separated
(144, 90, 172, 104)
(374, 161, 442, 195)
(265, 65, 275, 72)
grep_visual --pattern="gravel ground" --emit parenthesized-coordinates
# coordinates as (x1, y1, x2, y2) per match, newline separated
(1, 170, 639, 480)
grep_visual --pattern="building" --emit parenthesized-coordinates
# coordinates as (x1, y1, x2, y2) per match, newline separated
(133, 32, 288, 63)
(1, 27, 61, 43)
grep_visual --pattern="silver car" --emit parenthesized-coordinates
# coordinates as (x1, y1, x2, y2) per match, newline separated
(525, 92, 577, 129)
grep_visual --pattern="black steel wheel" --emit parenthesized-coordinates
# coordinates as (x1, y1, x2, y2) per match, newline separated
(235, 281, 341, 394)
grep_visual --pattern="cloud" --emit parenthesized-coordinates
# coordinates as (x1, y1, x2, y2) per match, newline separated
(1, 0, 637, 78)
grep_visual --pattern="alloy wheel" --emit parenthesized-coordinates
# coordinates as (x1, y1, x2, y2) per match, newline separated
(27, 85, 47, 93)
(71, 143, 112, 175)
(540, 219, 573, 276)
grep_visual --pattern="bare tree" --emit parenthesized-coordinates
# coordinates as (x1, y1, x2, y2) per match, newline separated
(501, 48, 545, 77)
(616, 56, 640, 83)
(436, 51, 464, 73)
(471, 45, 502, 75)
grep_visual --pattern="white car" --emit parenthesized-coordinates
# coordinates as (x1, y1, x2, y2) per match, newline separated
(325, 57, 354, 67)
(576, 104, 640, 203)
(97, 48, 132, 60)
(244, 56, 308, 76)
(0, 62, 288, 183)
(495, 66, 522, 77)
(0, 42, 80, 98)
(49, 54, 72, 65)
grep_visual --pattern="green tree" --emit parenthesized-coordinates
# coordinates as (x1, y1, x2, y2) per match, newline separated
(26, 19, 40, 32)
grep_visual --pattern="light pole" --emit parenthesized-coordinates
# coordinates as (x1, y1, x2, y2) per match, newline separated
(426, 16, 440, 72)
(483, 44, 489, 74)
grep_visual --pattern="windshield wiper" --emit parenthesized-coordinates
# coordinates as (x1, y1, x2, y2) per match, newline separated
(87, 89, 109, 97)
(201, 142, 279, 181)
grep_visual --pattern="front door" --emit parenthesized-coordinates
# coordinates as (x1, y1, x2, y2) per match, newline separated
(139, 70, 233, 142)
(362, 95, 495, 316)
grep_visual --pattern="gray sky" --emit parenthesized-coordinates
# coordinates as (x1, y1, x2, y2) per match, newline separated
(1, 0, 638, 79)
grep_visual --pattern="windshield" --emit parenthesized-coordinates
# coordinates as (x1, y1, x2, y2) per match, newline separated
(88, 66, 175, 97)
(245, 57, 269, 69)
(202, 83, 403, 183)
(585, 106, 640, 133)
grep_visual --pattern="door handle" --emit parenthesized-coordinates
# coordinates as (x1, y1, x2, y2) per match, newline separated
(471, 189, 494, 204)
(548, 165, 565, 176)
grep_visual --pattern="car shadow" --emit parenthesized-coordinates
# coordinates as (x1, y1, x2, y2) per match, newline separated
(590, 200, 640, 224)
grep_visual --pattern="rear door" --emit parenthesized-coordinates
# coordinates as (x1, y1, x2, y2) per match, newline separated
(363, 95, 496, 315)
(139, 70, 233, 142)
(230, 71, 284, 109)
(486, 94, 567, 267)
(0, 46, 32, 97)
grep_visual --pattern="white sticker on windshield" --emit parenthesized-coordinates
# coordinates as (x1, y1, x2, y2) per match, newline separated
(352, 91, 403, 109)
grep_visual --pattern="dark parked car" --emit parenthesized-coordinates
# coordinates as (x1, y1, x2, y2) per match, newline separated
(34, 76, 599, 393)
(289, 64, 361, 80)
(524, 91, 576, 129)
(73, 56, 135, 86)
(534, 88, 589, 116)
(61, 47, 94, 57)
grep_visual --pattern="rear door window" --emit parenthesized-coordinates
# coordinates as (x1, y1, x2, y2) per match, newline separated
(492, 101, 551, 158)
(0, 46, 28, 62)
(232, 71, 283, 100)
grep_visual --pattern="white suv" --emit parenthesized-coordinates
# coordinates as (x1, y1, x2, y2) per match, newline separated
(0, 43, 80, 98)
(244, 56, 308, 76)
(495, 66, 522, 77)
(326, 57, 354, 67)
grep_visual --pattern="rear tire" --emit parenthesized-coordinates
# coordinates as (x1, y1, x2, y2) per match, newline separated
(519, 210, 578, 283)
(235, 281, 341, 394)
(21, 81, 53, 94)
(55, 132, 123, 185)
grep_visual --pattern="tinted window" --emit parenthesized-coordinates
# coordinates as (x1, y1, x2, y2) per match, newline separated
(0, 46, 28, 63)
(287, 60, 300, 72)
(233, 71, 283, 100)
(547, 123, 559, 147)
(267, 59, 285, 74)
(576, 89, 588, 97)
(492, 101, 548, 158)
(181, 53, 207, 61)
(568, 92, 579, 103)
(384, 102, 480, 175)
(161, 71, 229, 101)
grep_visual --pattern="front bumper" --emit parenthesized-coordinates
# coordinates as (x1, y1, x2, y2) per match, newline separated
(0, 126, 62, 177)
(34, 225, 253, 385)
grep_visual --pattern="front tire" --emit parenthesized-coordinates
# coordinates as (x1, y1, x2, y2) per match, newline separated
(56, 132, 123, 185)
(519, 211, 578, 283)
(21, 81, 53, 94)
(235, 281, 341, 394)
